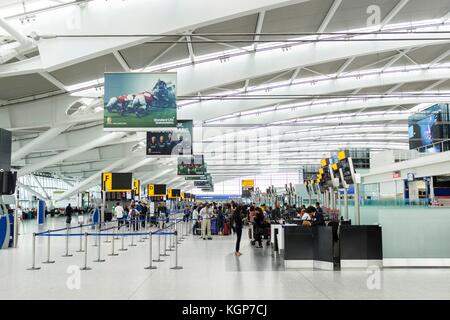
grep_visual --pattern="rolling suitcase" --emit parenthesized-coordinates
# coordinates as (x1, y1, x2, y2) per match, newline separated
(223, 223, 230, 236)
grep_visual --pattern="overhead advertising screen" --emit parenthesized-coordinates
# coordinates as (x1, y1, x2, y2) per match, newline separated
(177, 155, 207, 176)
(104, 72, 177, 131)
(146, 120, 192, 156)
(194, 174, 212, 187)
(408, 103, 449, 152)
(185, 175, 208, 181)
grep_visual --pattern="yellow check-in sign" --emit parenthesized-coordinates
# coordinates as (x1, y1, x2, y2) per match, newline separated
(133, 179, 140, 195)
(242, 180, 255, 187)
(102, 173, 112, 191)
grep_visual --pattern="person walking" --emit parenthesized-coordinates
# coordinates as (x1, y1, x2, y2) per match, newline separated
(232, 206, 244, 256)
(65, 203, 73, 226)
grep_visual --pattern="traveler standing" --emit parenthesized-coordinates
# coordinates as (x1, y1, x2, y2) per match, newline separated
(200, 203, 213, 240)
(128, 204, 139, 231)
(254, 207, 265, 248)
(192, 206, 199, 235)
(65, 203, 73, 225)
(115, 202, 124, 229)
(233, 206, 244, 256)
(217, 207, 225, 235)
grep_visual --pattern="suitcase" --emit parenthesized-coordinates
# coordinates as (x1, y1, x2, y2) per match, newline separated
(223, 223, 230, 236)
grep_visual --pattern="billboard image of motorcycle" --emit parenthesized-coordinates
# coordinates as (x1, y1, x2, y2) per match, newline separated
(104, 72, 177, 130)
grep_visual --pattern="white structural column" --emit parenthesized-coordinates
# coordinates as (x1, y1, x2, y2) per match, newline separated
(11, 124, 72, 162)
(55, 157, 131, 201)
(16, 181, 50, 201)
(18, 132, 126, 177)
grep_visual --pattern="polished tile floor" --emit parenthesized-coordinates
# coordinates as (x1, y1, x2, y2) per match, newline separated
(0, 217, 449, 300)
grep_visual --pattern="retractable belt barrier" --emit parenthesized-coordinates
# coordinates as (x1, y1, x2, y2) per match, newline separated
(28, 214, 188, 271)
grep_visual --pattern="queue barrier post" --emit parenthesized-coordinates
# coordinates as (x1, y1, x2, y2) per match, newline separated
(153, 233, 164, 263)
(27, 233, 41, 270)
(108, 227, 118, 257)
(93, 226, 105, 263)
(93, 223, 98, 247)
(177, 220, 182, 244)
(144, 232, 157, 270)
(129, 219, 137, 247)
(161, 226, 169, 257)
(80, 232, 91, 271)
(168, 223, 175, 251)
(104, 221, 111, 243)
(61, 226, 73, 257)
(42, 230, 55, 264)
(119, 226, 128, 252)
(142, 216, 148, 240)
(170, 229, 183, 270)
(76, 223, 84, 252)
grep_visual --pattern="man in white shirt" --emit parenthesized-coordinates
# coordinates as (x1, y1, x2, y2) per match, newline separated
(200, 203, 213, 240)
(114, 202, 124, 229)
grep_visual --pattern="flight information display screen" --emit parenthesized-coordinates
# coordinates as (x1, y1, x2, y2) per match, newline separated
(340, 158, 355, 185)
(154, 184, 167, 195)
(111, 173, 133, 191)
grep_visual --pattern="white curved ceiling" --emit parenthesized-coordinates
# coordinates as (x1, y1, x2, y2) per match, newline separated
(1, 0, 450, 196)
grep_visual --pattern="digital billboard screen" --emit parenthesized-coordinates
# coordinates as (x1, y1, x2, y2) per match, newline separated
(146, 120, 192, 156)
(104, 72, 177, 131)
(408, 103, 448, 151)
(177, 155, 207, 176)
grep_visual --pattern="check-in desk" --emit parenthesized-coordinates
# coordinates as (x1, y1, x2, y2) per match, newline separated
(271, 223, 296, 253)
(283, 225, 334, 270)
(339, 225, 383, 268)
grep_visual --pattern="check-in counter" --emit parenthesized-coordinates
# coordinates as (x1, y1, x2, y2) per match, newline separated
(283, 225, 334, 270)
(339, 225, 383, 268)
(271, 223, 296, 253)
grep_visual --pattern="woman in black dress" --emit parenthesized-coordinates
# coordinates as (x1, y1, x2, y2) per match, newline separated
(232, 206, 244, 256)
